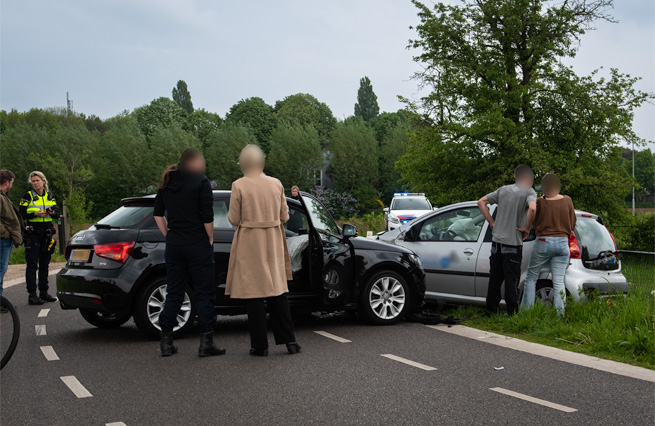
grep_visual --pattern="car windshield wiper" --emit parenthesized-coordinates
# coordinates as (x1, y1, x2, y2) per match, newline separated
(93, 223, 121, 230)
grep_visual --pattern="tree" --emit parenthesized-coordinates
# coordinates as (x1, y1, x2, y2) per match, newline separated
(204, 124, 258, 189)
(274, 93, 336, 144)
(148, 124, 200, 183)
(370, 109, 412, 143)
(225, 97, 276, 152)
(354, 76, 380, 122)
(329, 119, 379, 207)
(266, 123, 323, 190)
(185, 108, 223, 149)
(132, 97, 187, 139)
(399, 0, 652, 221)
(622, 148, 655, 199)
(379, 124, 411, 203)
(172, 80, 194, 114)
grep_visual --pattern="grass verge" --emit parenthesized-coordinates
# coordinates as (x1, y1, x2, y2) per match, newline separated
(437, 260, 655, 369)
(8, 246, 67, 265)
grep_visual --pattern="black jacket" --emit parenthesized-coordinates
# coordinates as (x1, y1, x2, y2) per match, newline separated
(153, 170, 214, 246)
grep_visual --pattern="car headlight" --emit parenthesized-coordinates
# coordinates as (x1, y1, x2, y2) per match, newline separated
(409, 253, 422, 268)
(389, 215, 400, 224)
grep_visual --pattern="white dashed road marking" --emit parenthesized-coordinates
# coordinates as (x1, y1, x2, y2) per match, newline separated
(314, 331, 352, 343)
(381, 354, 437, 371)
(106, 423, 127, 426)
(490, 387, 577, 413)
(35, 324, 47, 336)
(60, 376, 93, 398)
(40, 346, 60, 361)
(38, 308, 50, 318)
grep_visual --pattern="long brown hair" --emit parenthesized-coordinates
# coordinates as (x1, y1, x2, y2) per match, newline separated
(159, 148, 204, 189)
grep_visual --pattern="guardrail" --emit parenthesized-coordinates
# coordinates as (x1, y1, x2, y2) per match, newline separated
(618, 250, 655, 265)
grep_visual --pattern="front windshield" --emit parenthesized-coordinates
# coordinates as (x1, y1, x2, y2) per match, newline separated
(392, 198, 431, 211)
(302, 195, 340, 236)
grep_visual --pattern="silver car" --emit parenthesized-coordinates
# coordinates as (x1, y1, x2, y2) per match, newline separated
(378, 201, 629, 305)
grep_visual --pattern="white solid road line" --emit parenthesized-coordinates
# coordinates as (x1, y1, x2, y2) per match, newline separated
(106, 423, 127, 426)
(490, 387, 578, 413)
(38, 308, 50, 318)
(35, 324, 46, 336)
(40, 346, 60, 361)
(381, 354, 437, 371)
(60, 376, 93, 398)
(4, 269, 62, 289)
(428, 324, 655, 383)
(314, 331, 352, 343)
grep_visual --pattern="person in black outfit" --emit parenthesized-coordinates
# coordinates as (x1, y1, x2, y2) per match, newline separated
(153, 149, 226, 357)
(19, 171, 59, 305)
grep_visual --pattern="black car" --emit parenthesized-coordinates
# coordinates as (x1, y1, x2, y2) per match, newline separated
(57, 191, 426, 338)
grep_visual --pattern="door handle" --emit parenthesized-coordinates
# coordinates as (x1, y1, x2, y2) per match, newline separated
(463, 248, 474, 256)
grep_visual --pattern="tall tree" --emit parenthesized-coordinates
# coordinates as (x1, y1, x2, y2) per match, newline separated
(274, 93, 336, 144)
(399, 0, 652, 220)
(204, 124, 259, 189)
(329, 118, 379, 207)
(132, 97, 187, 139)
(185, 108, 223, 149)
(225, 97, 276, 152)
(266, 123, 323, 190)
(354, 76, 380, 122)
(172, 80, 194, 114)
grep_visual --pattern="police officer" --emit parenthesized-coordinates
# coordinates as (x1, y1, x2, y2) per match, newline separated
(19, 171, 59, 305)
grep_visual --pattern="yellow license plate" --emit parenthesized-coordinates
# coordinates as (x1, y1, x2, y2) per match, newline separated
(70, 249, 91, 262)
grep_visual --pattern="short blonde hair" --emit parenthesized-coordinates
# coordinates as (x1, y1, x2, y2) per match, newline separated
(238, 144, 265, 173)
(29, 171, 48, 192)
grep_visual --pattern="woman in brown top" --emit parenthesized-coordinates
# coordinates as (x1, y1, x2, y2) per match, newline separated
(520, 173, 576, 316)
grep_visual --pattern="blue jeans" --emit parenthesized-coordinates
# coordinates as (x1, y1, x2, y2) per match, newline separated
(0, 238, 14, 296)
(521, 236, 570, 316)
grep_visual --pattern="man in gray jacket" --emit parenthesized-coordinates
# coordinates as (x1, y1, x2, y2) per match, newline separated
(478, 165, 537, 316)
(1, 170, 24, 311)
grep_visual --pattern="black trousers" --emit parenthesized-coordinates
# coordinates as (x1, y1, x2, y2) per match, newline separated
(160, 242, 217, 334)
(245, 294, 296, 350)
(24, 233, 52, 294)
(486, 242, 522, 316)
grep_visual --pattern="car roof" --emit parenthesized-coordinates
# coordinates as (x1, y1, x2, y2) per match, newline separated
(121, 190, 304, 207)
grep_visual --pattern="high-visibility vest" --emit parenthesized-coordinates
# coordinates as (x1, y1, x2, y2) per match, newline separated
(20, 190, 57, 223)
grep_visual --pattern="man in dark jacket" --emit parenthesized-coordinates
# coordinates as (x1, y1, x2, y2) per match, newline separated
(1, 170, 23, 312)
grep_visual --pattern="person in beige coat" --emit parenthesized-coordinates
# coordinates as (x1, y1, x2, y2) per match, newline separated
(226, 144, 301, 356)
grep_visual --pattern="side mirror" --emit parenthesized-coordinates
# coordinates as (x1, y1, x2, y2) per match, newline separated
(433, 207, 439, 211)
(383, 207, 389, 213)
(342, 224, 358, 238)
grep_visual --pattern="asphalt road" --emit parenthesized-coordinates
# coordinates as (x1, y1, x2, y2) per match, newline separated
(1, 281, 653, 426)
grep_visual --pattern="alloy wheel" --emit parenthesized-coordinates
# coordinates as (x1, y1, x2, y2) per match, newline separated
(146, 284, 192, 332)
(368, 276, 406, 320)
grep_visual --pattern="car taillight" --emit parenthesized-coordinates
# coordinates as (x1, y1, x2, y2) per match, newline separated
(94, 242, 135, 263)
(569, 234, 580, 259)
(64, 245, 72, 260)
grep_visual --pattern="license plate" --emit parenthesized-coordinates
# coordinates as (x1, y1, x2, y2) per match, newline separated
(70, 249, 91, 262)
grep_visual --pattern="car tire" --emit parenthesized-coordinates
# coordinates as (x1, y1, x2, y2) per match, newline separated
(79, 309, 132, 328)
(133, 277, 196, 339)
(359, 270, 410, 325)
(535, 280, 569, 306)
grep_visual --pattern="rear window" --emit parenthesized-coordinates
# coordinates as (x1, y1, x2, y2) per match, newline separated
(96, 206, 155, 228)
(392, 198, 431, 211)
(575, 217, 618, 269)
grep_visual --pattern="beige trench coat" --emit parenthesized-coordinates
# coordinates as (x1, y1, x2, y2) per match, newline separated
(225, 174, 292, 299)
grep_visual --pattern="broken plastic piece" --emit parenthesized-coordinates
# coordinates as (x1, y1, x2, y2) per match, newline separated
(494, 366, 505, 371)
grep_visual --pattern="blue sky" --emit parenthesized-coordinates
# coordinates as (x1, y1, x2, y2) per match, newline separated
(1, 0, 653, 146)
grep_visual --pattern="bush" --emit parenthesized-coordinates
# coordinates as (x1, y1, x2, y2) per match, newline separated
(337, 212, 385, 236)
(610, 212, 655, 252)
(309, 186, 360, 218)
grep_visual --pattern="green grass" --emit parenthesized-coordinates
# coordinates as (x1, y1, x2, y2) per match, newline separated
(8, 246, 67, 265)
(437, 260, 655, 369)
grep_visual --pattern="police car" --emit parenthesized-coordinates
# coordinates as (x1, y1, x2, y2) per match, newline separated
(384, 193, 435, 231)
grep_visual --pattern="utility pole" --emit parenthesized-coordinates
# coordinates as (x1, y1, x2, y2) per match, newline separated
(632, 139, 635, 216)
(66, 92, 73, 116)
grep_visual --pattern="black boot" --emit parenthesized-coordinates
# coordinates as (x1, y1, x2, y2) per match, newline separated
(28, 293, 45, 305)
(249, 348, 268, 357)
(40, 291, 57, 303)
(198, 331, 226, 357)
(160, 332, 178, 357)
(286, 342, 302, 355)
